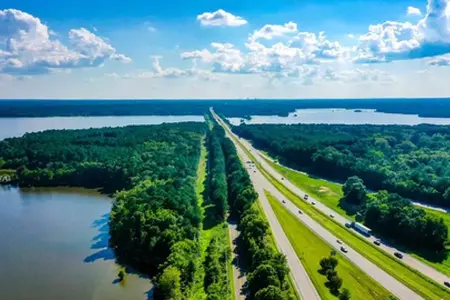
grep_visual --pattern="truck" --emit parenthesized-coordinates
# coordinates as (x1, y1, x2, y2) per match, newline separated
(351, 221, 372, 237)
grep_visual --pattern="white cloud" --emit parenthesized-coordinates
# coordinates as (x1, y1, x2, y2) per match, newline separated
(348, 34, 355, 39)
(106, 56, 216, 81)
(249, 22, 298, 41)
(197, 9, 247, 27)
(428, 54, 450, 65)
(148, 26, 157, 32)
(0, 9, 131, 76)
(354, 0, 450, 63)
(407, 6, 422, 16)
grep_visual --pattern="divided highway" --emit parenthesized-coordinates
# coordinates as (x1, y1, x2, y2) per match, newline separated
(212, 109, 422, 300)
(229, 122, 450, 289)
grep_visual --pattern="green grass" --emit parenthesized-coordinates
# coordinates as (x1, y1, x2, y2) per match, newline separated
(253, 200, 301, 300)
(217, 121, 450, 300)
(225, 227, 236, 300)
(260, 166, 450, 300)
(264, 159, 351, 220)
(265, 190, 392, 300)
(409, 207, 450, 277)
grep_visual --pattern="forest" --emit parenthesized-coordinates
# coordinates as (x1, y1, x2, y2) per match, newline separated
(211, 122, 294, 299)
(0, 123, 209, 298)
(233, 123, 450, 207)
(2, 98, 450, 118)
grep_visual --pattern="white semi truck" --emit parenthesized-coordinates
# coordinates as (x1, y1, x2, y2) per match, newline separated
(351, 221, 372, 237)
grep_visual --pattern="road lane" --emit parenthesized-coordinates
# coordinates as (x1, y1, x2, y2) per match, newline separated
(212, 110, 422, 300)
(218, 112, 450, 289)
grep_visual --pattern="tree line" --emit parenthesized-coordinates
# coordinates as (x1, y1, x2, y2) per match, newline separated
(212, 122, 294, 300)
(0, 123, 209, 299)
(233, 123, 450, 207)
(342, 176, 448, 253)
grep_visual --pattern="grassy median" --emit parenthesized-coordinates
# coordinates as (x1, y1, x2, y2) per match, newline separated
(265, 190, 392, 300)
(218, 120, 450, 299)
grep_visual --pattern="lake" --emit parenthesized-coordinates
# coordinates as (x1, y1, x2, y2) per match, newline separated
(228, 109, 450, 126)
(0, 115, 205, 140)
(0, 186, 152, 300)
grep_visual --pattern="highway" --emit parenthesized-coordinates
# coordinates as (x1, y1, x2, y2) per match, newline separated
(212, 110, 422, 300)
(229, 125, 450, 289)
(215, 114, 321, 300)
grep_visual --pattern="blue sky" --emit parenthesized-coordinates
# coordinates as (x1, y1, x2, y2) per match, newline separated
(1, 0, 449, 98)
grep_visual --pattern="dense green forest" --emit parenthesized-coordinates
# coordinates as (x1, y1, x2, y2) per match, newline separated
(233, 123, 450, 207)
(211, 122, 294, 299)
(2, 98, 450, 118)
(0, 123, 209, 299)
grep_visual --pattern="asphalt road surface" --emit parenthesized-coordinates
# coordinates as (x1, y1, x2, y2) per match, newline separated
(212, 110, 422, 300)
(232, 124, 450, 290)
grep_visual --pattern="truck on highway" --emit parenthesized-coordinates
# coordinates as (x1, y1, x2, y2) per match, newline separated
(351, 221, 372, 237)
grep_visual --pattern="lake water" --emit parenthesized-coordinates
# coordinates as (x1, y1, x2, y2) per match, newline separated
(0, 186, 152, 300)
(0, 115, 204, 140)
(228, 109, 450, 126)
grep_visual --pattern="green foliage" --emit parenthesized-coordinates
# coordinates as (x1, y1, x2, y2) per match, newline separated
(365, 190, 448, 252)
(254, 285, 286, 300)
(204, 232, 231, 299)
(0, 123, 207, 299)
(154, 266, 183, 300)
(342, 176, 367, 205)
(339, 288, 351, 300)
(209, 116, 292, 299)
(233, 123, 450, 207)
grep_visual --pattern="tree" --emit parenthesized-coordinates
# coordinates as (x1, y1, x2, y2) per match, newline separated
(154, 266, 183, 300)
(342, 176, 367, 205)
(118, 269, 125, 281)
(319, 256, 338, 274)
(248, 264, 281, 297)
(327, 274, 343, 295)
(254, 285, 285, 300)
(339, 288, 351, 300)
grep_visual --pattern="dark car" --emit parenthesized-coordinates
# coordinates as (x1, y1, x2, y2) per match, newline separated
(345, 223, 352, 228)
(304, 194, 309, 200)
(282, 200, 286, 204)
(374, 240, 381, 246)
(298, 210, 302, 214)
(340, 246, 348, 253)
(445, 281, 450, 288)
(394, 252, 403, 259)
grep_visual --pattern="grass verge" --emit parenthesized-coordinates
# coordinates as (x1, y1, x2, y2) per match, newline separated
(217, 119, 450, 299)
(253, 200, 301, 300)
(266, 190, 392, 300)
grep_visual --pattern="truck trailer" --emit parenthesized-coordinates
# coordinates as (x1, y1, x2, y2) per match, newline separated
(351, 222, 372, 237)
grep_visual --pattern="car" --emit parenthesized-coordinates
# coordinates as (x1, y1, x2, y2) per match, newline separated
(304, 194, 309, 200)
(311, 201, 316, 205)
(282, 200, 286, 204)
(281, 177, 284, 180)
(374, 240, 381, 246)
(394, 252, 403, 259)
(345, 222, 352, 228)
(336, 239, 342, 244)
(329, 214, 335, 218)
(340, 246, 348, 253)
(445, 281, 450, 288)
(254, 170, 256, 173)
(298, 210, 302, 214)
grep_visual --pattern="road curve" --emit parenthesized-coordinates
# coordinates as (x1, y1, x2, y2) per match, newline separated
(212, 109, 422, 300)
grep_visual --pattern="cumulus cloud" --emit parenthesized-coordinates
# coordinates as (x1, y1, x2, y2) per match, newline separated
(249, 22, 298, 41)
(197, 9, 247, 27)
(407, 6, 422, 16)
(0, 9, 131, 76)
(354, 0, 450, 63)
